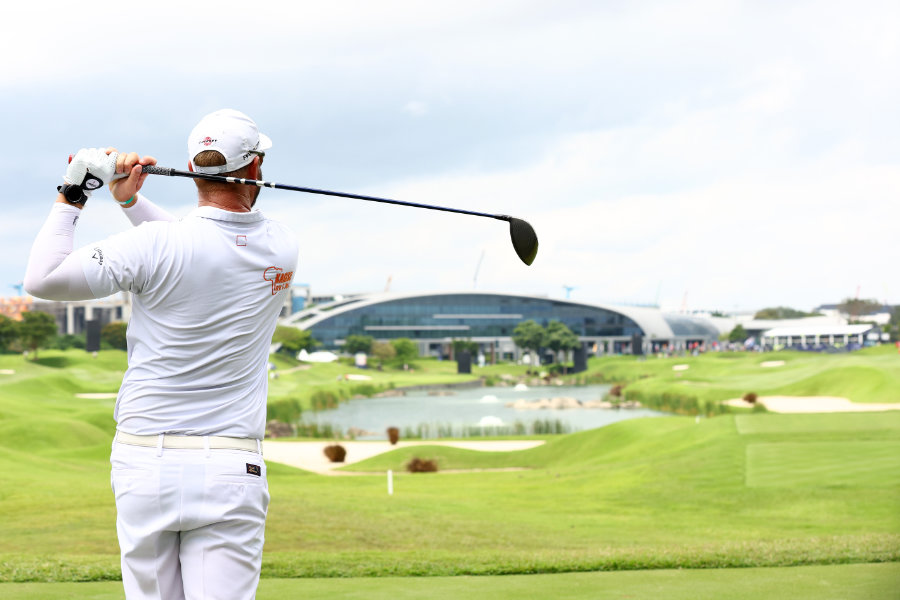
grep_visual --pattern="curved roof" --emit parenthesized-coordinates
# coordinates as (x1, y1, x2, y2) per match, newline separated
(282, 291, 718, 340)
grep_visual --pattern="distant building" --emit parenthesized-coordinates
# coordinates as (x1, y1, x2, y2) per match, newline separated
(0, 296, 32, 321)
(760, 323, 884, 349)
(281, 291, 720, 358)
(815, 303, 894, 326)
(1, 294, 132, 335)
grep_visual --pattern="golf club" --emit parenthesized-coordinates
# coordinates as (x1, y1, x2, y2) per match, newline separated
(139, 165, 539, 266)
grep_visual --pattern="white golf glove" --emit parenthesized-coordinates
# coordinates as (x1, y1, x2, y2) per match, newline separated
(65, 148, 120, 196)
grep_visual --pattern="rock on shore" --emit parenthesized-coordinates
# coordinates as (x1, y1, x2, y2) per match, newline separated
(505, 397, 642, 410)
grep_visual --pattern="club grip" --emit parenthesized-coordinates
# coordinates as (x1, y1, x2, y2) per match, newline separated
(140, 165, 174, 176)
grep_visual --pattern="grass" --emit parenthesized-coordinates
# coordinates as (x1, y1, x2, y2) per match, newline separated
(746, 441, 900, 487)
(0, 348, 898, 589)
(589, 345, 900, 411)
(1, 563, 898, 599)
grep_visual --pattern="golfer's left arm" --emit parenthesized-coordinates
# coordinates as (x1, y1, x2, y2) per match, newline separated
(24, 148, 154, 301)
(23, 202, 96, 300)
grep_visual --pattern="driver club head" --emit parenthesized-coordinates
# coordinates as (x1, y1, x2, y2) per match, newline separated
(507, 217, 539, 266)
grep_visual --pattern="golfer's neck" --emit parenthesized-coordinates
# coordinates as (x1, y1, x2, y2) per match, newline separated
(197, 192, 252, 213)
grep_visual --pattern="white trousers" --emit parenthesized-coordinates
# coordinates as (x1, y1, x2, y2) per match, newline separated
(111, 440, 269, 600)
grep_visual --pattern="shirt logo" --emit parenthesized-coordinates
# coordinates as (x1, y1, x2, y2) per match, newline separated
(236, 235, 247, 246)
(263, 267, 294, 295)
(91, 247, 104, 266)
(246, 463, 261, 476)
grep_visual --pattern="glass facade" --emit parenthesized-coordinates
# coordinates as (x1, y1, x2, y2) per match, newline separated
(661, 314, 720, 338)
(305, 293, 645, 348)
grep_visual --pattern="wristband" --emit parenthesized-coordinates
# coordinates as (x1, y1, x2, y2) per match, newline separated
(118, 194, 137, 207)
(58, 183, 88, 205)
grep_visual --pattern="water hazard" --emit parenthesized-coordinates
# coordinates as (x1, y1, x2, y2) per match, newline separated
(300, 383, 668, 440)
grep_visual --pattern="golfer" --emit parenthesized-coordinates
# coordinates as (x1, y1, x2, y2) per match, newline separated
(24, 109, 298, 599)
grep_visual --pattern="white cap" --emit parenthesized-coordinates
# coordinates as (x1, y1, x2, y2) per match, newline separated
(188, 109, 272, 174)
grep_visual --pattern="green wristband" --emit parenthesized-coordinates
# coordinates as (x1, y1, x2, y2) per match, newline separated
(118, 195, 136, 207)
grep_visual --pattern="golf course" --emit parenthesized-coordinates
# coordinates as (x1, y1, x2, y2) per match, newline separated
(1, 347, 898, 598)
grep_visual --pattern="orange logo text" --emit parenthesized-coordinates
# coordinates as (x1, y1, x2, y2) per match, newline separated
(263, 267, 294, 295)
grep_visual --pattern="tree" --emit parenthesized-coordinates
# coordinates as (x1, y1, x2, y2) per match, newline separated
(390, 338, 418, 362)
(512, 320, 545, 362)
(452, 338, 479, 356)
(0, 314, 19, 352)
(838, 298, 883, 323)
(272, 326, 319, 355)
(728, 323, 748, 343)
(371, 341, 396, 364)
(101, 321, 128, 350)
(887, 305, 900, 342)
(18, 311, 58, 359)
(343, 335, 374, 355)
(543, 320, 579, 364)
(753, 306, 817, 319)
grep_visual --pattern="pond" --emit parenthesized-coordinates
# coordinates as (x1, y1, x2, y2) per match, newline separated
(300, 383, 668, 440)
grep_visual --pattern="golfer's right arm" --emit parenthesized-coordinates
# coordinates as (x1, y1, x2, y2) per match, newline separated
(110, 151, 177, 226)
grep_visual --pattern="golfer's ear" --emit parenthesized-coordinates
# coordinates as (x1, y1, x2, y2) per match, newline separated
(188, 162, 194, 172)
(247, 156, 260, 179)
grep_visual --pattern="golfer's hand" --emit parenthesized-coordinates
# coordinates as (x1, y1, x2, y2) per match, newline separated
(65, 147, 120, 197)
(109, 149, 157, 203)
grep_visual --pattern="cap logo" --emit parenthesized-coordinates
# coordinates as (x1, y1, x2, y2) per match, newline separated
(200, 136, 216, 146)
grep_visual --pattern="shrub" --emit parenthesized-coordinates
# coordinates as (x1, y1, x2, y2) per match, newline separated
(391, 338, 418, 362)
(265, 420, 294, 438)
(609, 384, 624, 397)
(310, 389, 340, 411)
(407, 457, 438, 473)
(53, 333, 86, 350)
(351, 383, 380, 398)
(387, 426, 400, 445)
(743, 392, 758, 404)
(323, 444, 347, 462)
(266, 397, 303, 423)
(101, 322, 128, 350)
(295, 422, 342, 439)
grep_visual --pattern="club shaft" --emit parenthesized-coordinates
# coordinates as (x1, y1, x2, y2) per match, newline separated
(142, 165, 509, 222)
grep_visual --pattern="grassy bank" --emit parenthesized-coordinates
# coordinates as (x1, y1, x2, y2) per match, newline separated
(584, 345, 900, 414)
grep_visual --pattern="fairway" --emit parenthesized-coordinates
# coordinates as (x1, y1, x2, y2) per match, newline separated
(1, 349, 898, 588)
(746, 441, 900, 487)
(1, 563, 897, 600)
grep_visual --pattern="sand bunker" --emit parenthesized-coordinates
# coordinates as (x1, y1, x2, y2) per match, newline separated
(264, 440, 545, 475)
(725, 396, 900, 413)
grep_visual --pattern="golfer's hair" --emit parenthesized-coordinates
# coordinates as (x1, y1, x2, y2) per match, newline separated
(192, 150, 255, 192)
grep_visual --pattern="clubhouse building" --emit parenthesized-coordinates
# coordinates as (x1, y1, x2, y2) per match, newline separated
(280, 291, 720, 359)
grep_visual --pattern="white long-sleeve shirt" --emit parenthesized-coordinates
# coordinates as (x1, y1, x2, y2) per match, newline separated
(25, 196, 298, 439)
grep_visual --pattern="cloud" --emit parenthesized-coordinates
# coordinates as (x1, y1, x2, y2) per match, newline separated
(3, 1, 899, 313)
(403, 101, 429, 118)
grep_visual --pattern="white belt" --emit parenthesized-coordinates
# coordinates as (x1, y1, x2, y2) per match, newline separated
(116, 431, 261, 453)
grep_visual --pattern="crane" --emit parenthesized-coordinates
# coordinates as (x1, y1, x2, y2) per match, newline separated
(473, 250, 485, 289)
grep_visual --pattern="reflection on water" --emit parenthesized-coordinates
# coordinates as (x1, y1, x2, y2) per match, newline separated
(301, 384, 668, 440)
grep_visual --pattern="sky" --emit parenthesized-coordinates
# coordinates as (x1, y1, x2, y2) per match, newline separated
(3, 0, 898, 314)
